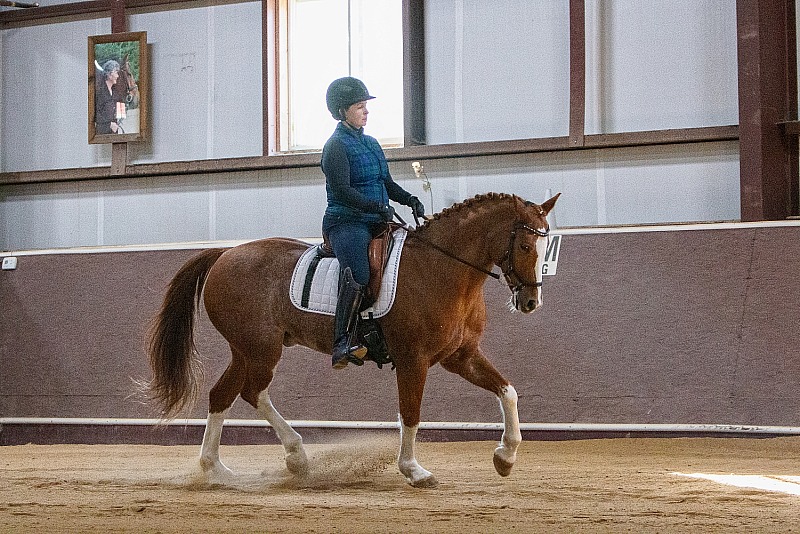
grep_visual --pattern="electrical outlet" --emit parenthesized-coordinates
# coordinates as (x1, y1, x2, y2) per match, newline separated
(2, 257, 17, 270)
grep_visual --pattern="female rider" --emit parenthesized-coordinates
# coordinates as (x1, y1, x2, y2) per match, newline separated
(322, 77, 425, 369)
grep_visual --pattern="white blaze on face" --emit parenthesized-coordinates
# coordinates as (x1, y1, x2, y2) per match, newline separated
(534, 228, 548, 306)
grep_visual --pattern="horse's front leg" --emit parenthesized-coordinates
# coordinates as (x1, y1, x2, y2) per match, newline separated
(441, 348, 522, 477)
(396, 364, 438, 488)
(493, 384, 522, 476)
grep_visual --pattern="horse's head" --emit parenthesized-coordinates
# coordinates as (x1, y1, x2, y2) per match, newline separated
(501, 193, 560, 313)
(118, 55, 140, 108)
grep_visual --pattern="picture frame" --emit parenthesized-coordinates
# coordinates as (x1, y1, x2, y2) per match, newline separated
(88, 31, 148, 144)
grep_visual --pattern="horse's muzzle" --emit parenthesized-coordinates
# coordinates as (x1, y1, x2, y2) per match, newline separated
(514, 287, 541, 313)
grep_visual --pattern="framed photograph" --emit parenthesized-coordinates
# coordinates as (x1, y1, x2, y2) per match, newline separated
(88, 31, 148, 144)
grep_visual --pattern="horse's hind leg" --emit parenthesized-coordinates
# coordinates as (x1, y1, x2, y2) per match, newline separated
(239, 340, 309, 477)
(251, 390, 309, 476)
(440, 347, 522, 477)
(198, 351, 247, 478)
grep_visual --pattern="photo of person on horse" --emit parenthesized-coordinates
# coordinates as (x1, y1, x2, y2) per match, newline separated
(93, 42, 140, 135)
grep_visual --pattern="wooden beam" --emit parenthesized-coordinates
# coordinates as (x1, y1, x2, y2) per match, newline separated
(0, 0, 249, 26)
(109, 0, 129, 172)
(569, 0, 586, 147)
(0, 125, 739, 186)
(736, 0, 799, 221)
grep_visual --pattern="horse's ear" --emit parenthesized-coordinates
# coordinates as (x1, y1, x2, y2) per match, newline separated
(540, 193, 561, 216)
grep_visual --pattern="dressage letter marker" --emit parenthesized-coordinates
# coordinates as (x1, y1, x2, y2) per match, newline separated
(541, 235, 561, 276)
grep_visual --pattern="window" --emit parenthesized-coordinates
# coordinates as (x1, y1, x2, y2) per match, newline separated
(280, 0, 403, 152)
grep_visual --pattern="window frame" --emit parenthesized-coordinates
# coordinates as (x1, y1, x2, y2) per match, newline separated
(267, 0, 421, 154)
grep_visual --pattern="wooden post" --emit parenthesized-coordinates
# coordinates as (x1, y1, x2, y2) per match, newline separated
(569, 0, 586, 147)
(736, 0, 798, 220)
(110, 0, 128, 175)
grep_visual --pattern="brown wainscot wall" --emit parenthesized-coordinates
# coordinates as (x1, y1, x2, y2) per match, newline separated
(1, 223, 799, 444)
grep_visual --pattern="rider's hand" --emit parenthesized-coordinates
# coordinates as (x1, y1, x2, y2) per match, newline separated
(377, 205, 395, 222)
(408, 196, 426, 219)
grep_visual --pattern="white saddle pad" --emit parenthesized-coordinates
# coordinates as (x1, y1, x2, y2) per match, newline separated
(289, 228, 407, 318)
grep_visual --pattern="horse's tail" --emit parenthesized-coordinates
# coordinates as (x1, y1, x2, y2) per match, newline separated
(146, 248, 226, 420)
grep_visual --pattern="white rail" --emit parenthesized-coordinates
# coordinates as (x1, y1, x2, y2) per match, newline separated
(1, 418, 799, 435)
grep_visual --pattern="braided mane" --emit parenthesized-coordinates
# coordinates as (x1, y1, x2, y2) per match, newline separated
(416, 192, 521, 232)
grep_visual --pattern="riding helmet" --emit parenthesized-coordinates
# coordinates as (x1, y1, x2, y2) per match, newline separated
(326, 77, 375, 120)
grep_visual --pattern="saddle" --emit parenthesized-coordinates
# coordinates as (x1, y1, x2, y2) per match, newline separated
(321, 222, 403, 302)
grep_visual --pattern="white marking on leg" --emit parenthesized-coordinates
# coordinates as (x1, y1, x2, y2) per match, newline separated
(198, 409, 233, 478)
(494, 385, 522, 472)
(256, 390, 308, 475)
(398, 418, 437, 487)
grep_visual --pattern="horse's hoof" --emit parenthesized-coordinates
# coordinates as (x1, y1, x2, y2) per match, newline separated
(285, 452, 310, 476)
(199, 457, 234, 480)
(493, 453, 514, 477)
(410, 474, 439, 488)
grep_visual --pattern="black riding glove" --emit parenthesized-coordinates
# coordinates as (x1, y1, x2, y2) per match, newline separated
(408, 196, 426, 218)
(377, 204, 396, 222)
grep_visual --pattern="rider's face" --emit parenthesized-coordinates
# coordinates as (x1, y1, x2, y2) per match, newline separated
(344, 101, 369, 129)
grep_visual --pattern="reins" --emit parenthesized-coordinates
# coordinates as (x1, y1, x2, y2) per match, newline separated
(409, 228, 502, 279)
(395, 213, 549, 286)
(395, 212, 500, 279)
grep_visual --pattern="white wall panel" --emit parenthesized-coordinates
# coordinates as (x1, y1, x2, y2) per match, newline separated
(213, 168, 327, 241)
(0, 141, 740, 250)
(602, 143, 740, 224)
(424, 0, 570, 144)
(202, 3, 264, 159)
(408, 141, 739, 228)
(126, 3, 262, 165)
(100, 175, 211, 245)
(585, 0, 739, 133)
(1, 19, 111, 172)
(0, 182, 99, 249)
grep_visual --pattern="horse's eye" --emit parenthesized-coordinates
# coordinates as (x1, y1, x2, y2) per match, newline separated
(520, 243, 532, 253)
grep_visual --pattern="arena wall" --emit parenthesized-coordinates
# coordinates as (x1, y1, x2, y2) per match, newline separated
(1, 223, 799, 444)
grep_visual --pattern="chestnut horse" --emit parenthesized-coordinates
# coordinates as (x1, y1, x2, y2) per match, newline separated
(147, 192, 559, 487)
(117, 54, 139, 109)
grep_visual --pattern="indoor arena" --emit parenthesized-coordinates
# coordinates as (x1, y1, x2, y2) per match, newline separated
(1, 1, 798, 532)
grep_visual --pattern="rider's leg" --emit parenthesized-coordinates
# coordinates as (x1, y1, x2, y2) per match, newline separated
(331, 267, 367, 369)
(326, 222, 372, 369)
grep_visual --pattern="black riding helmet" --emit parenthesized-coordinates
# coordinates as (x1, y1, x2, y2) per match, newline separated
(326, 77, 375, 120)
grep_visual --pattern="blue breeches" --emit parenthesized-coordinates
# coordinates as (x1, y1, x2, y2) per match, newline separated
(324, 221, 379, 286)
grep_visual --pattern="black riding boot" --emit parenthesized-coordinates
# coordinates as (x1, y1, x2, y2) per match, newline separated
(332, 267, 368, 369)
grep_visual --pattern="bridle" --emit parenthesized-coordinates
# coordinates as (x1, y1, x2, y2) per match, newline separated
(402, 215, 549, 292)
(498, 222, 550, 291)
(119, 66, 138, 103)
